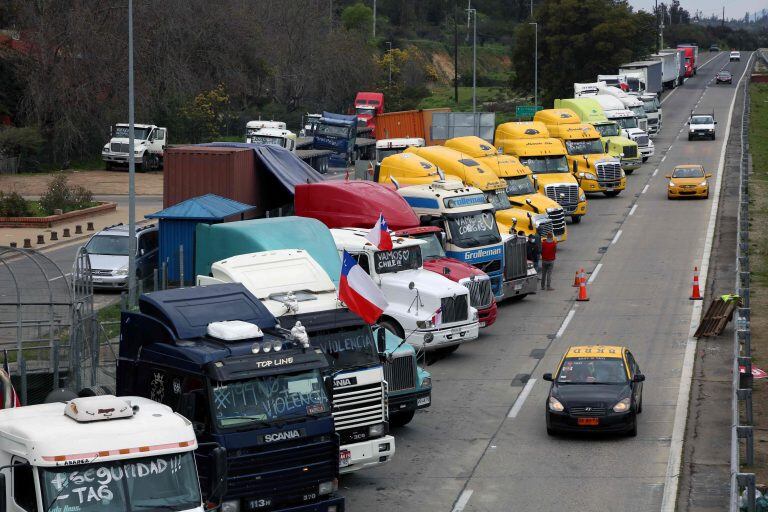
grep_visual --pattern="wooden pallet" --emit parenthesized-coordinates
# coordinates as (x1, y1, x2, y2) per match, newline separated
(694, 296, 741, 338)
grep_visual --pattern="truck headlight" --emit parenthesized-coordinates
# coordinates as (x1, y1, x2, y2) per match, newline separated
(416, 320, 434, 329)
(548, 396, 564, 412)
(580, 172, 597, 180)
(612, 397, 631, 412)
(579, 191, 586, 202)
(112, 266, 129, 276)
(369, 423, 385, 437)
(472, 309, 479, 322)
(421, 377, 432, 388)
(221, 501, 240, 512)
(319, 479, 338, 495)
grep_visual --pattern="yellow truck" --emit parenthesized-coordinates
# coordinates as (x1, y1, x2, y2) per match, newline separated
(534, 108, 626, 197)
(375, 151, 456, 186)
(494, 122, 588, 223)
(402, 145, 555, 237)
(445, 136, 567, 241)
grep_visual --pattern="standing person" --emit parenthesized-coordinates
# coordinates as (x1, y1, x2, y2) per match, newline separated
(526, 234, 540, 274)
(540, 232, 557, 291)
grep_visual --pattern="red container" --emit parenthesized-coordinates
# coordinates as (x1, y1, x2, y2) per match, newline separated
(164, 146, 256, 209)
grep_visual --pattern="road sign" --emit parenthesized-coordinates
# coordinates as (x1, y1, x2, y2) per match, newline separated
(516, 105, 543, 118)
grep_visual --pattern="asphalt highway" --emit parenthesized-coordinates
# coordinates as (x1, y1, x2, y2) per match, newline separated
(340, 51, 751, 512)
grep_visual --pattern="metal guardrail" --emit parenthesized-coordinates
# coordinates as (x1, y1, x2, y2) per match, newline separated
(730, 50, 762, 512)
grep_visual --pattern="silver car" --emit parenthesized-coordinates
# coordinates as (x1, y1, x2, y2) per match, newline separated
(82, 224, 158, 289)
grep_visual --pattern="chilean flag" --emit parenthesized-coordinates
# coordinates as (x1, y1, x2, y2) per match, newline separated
(431, 307, 442, 327)
(339, 251, 389, 324)
(365, 213, 393, 251)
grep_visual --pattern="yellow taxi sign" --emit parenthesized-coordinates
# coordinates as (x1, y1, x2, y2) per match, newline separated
(565, 345, 624, 358)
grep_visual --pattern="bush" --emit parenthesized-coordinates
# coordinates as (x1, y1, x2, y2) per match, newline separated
(0, 191, 32, 217)
(0, 126, 44, 157)
(39, 173, 95, 215)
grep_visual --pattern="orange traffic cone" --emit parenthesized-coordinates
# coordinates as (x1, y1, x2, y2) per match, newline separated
(577, 268, 590, 301)
(573, 270, 581, 287)
(690, 266, 703, 300)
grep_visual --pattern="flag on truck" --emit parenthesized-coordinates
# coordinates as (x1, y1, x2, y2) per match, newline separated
(339, 251, 389, 324)
(365, 213, 393, 251)
(431, 307, 442, 327)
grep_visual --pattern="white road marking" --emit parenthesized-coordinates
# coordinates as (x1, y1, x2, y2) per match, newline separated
(508, 379, 537, 418)
(587, 263, 603, 284)
(451, 490, 474, 512)
(48, 272, 72, 282)
(629, 204, 638, 216)
(661, 155, 667, 163)
(642, 184, 650, 194)
(555, 308, 576, 339)
(611, 230, 623, 244)
(660, 51, 754, 512)
(652, 168, 659, 177)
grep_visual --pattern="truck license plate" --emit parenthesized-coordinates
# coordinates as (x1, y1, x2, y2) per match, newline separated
(417, 396, 431, 407)
(340, 449, 351, 467)
(514, 284, 523, 291)
(479, 322, 486, 328)
(451, 327, 463, 335)
(605, 187, 614, 192)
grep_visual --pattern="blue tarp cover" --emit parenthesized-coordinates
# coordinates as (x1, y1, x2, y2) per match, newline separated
(146, 193, 255, 221)
(321, 111, 357, 126)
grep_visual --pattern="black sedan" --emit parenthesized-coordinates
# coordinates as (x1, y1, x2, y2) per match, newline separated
(543, 345, 644, 437)
(715, 71, 733, 84)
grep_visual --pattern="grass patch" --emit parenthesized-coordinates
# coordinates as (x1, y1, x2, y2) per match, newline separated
(97, 302, 123, 340)
(750, 82, 768, 285)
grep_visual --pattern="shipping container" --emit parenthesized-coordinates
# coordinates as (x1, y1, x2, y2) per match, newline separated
(375, 108, 450, 146)
(651, 52, 679, 88)
(659, 48, 686, 86)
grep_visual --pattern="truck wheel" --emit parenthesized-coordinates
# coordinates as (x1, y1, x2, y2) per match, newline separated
(603, 190, 621, 197)
(105, 162, 113, 171)
(390, 410, 416, 428)
(144, 153, 159, 171)
(379, 318, 405, 339)
(571, 215, 582, 224)
(688, 135, 693, 141)
(436, 344, 460, 356)
(624, 169, 634, 175)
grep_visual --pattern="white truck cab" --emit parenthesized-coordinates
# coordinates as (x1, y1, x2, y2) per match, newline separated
(245, 120, 286, 140)
(331, 228, 480, 354)
(375, 138, 425, 164)
(581, 93, 655, 162)
(634, 93, 662, 134)
(0, 395, 223, 512)
(245, 127, 297, 151)
(102, 123, 167, 171)
(575, 83, 650, 134)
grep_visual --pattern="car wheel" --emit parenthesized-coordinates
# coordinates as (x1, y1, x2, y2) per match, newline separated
(628, 418, 638, 437)
(379, 319, 405, 339)
(688, 135, 693, 141)
(390, 410, 416, 428)
(603, 190, 621, 197)
(571, 215, 582, 224)
(637, 396, 643, 414)
(642, 157, 649, 163)
(668, 193, 673, 200)
(704, 190, 709, 200)
(547, 426, 556, 436)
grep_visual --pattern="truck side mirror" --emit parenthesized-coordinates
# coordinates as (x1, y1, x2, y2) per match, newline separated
(179, 392, 197, 422)
(208, 446, 228, 502)
(438, 231, 446, 247)
(419, 215, 432, 226)
(376, 328, 386, 353)
(572, 160, 578, 173)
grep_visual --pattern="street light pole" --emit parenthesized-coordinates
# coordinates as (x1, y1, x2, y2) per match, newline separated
(386, 41, 392, 84)
(529, 22, 538, 108)
(373, 0, 376, 39)
(127, 0, 137, 306)
(466, 8, 477, 113)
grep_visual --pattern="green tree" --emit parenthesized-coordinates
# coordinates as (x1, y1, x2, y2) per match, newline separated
(513, 0, 656, 107)
(341, 3, 373, 34)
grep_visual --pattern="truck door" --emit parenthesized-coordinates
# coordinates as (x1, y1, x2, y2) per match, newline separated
(153, 128, 167, 154)
(11, 457, 38, 512)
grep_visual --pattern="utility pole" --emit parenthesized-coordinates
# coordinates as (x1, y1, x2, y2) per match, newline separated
(373, 0, 376, 39)
(529, 22, 538, 108)
(386, 41, 392, 84)
(127, 0, 137, 307)
(466, 8, 477, 113)
(722, 6, 725, 27)
(454, 0, 459, 104)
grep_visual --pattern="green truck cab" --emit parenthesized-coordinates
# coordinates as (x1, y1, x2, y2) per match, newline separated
(555, 98, 642, 173)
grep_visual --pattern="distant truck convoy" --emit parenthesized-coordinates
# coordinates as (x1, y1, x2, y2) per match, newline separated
(102, 123, 167, 171)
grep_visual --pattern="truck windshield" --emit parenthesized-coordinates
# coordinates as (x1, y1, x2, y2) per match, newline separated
(445, 211, 501, 248)
(415, 233, 446, 259)
(212, 370, 329, 429)
(504, 176, 536, 196)
(356, 107, 376, 117)
(250, 135, 286, 147)
(85, 235, 130, 256)
(642, 99, 659, 112)
(614, 117, 638, 130)
(630, 106, 646, 118)
(376, 148, 404, 161)
(594, 123, 620, 137)
(312, 324, 379, 370)
(113, 126, 151, 140)
(317, 124, 351, 137)
(565, 139, 604, 155)
(518, 156, 569, 174)
(39, 452, 200, 512)
(373, 247, 422, 274)
(485, 190, 512, 211)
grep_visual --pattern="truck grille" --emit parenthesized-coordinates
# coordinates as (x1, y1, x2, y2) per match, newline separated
(333, 381, 385, 431)
(383, 355, 416, 392)
(544, 184, 579, 212)
(219, 435, 337, 502)
(461, 277, 493, 310)
(503, 236, 528, 280)
(536, 218, 554, 237)
(596, 161, 622, 185)
(546, 208, 566, 236)
(569, 407, 607, 417)
(635, 135, 649, 147)
(622, 146, 637, 158)
(440, 295, 469, 324)
(110, 142, 129, 153)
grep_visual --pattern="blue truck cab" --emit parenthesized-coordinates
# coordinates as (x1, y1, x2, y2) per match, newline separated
(313, 112, 357, 166)
(117, 283, 344, 512)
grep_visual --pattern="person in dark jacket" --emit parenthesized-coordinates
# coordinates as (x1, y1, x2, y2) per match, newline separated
(526, 234, 541, 274)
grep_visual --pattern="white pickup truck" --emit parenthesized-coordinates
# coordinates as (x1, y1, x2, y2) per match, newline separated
(102, 123, 167, 171)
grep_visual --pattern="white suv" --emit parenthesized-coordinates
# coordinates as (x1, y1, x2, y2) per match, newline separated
(729, 51, 740, 62)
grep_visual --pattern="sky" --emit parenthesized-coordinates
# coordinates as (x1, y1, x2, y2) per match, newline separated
(628, 0, 765, 18)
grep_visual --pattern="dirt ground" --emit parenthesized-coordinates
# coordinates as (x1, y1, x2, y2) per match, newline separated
(0, 169, 163, 196)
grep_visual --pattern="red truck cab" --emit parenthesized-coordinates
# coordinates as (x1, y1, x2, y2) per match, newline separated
(295, 181, 497, 327)
(354, 92, 385, 137)
(677, 45, 697, 77)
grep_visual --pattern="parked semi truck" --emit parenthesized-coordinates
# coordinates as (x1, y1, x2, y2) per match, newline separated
(651, 52, 680, 89)
(375, 137, 425, 164)
(576, 83, 650, 134)
(354, 92, 384, 137)
(198, 249, 400, 467)
(534, 108, 626, 197)
(117, 283, 345, 512)
(312, 112, 375, 166)
(555, 97, 642, 172)
(618, 60, 663, 95)
(244, 125, 333, 174)
(660, 48, 686, 85)
(579, 93, 654, 162)
(0, 395, 225, 512)
(494, 122, 588, 223)
(443, 136, 568, 241)
(102, 123, 167, 171)
(677, 44, 699, 77)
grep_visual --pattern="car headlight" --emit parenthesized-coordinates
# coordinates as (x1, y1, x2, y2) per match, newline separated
(699, 181, 708, 187)
(369, 423, 385, 437)
(221, 500, 240, 512)
(319, 479, 338, 495)
(580, 172, 597, 181)
(669, 182, 675, 188)
(612, 397, 631, 412)
(416, 319, 434, 329)
(112, 266, 129, 276)
(579, 191, 586, 202)
(421, 377, 432, 388)
(548, 396, 564, 412)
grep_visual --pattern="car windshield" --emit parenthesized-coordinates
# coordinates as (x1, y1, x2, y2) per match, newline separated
(485, 190, 512, 210)
(691, 116, 714, 125)
(86, 235, 130, 256)
(445, 210, 501, 248)
(312, 324, 379, 370)
(630, 106, 646, 118)
(113, 126, 151, 140)
(317, 124, 351, 137)
(718, 72, 731, 78)
(250, 135, 286, 147)
(415, 233, 446, 259)
(593, 123, 620, 137)
(565, 139, 604, 155)
(556, 357, 628, 384)
(373, 246, 422, 274)
(614, 117, 638, 129)
(504, 176, 536, 196)
(212, 370, 329, 428)
(672, 167, 704, 178)
(39, 452, 200, 512)
(519, 156, 570, 174)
